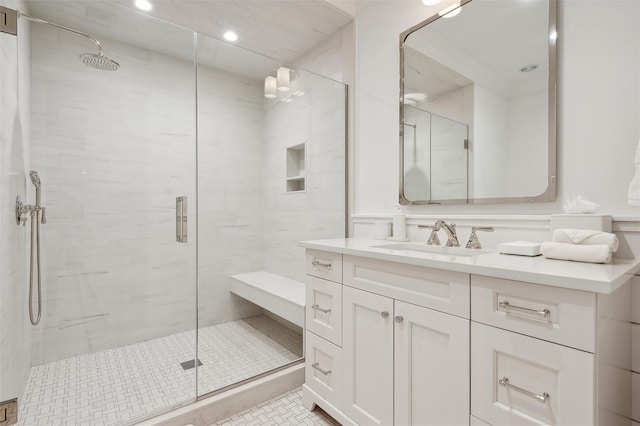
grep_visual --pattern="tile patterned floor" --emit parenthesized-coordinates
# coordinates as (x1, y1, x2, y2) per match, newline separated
(212, 388, 340, 426)
(17, 315, 302, 426)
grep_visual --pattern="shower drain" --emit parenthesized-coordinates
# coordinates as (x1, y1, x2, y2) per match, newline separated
(180, 359, 203, 370)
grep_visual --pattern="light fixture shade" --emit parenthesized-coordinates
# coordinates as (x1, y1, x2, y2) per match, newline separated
(277, 67, 290, 92)
(134, 0, 152, 11)
(264, 76, 277, 99)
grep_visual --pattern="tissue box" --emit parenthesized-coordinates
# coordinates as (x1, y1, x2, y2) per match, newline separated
(550, 214, 612, 232)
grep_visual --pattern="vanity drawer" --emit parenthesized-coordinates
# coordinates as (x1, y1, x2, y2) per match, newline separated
(306, 277, 342, 346)
(306, 249, 343, 283)
(471, 275, 596, 352)
(343, 255, 470, 318)
(471, 322, 594, 426)
(305, 331, 342, 409)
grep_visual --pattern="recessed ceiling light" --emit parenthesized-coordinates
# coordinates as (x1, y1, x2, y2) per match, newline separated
(520, 64, 538, 73)
(422, 0, 443, 5)
(223, 31, 238, 42)
(134, 0, 152, 11)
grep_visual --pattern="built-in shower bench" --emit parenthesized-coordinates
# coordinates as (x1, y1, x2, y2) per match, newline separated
(229, 271, 305, 328)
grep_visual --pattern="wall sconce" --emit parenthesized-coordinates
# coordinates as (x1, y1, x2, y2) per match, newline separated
(264, 76, 277, 99)
(277, 67, 290, 92)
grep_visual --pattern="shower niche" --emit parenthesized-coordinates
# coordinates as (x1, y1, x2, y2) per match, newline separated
(286, 143, 306, 193)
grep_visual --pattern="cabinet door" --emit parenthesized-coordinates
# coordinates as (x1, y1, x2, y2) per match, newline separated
(395, 300, 470, 426)
(343, 286, 394, 426)
(471, 322, 594, 426)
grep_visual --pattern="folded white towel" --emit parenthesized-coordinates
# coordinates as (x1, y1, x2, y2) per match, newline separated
(552, 228, 619, 252)
(541, 242, 612, 264)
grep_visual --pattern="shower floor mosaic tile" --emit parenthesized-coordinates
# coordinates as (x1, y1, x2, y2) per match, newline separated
(17, 315, 302, 426)
(211, 388, 339, 426)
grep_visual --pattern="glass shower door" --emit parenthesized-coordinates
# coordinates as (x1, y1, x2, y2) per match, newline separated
(196, 32, 347, 397)
(17, 2, 198, 424)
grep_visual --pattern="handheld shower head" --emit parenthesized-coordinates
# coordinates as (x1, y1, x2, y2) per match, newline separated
(29, 171, 41, 188)
(29, 171, 41, 207)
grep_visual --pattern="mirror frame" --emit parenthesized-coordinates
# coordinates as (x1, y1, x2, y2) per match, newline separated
(399, 0, 557, 205)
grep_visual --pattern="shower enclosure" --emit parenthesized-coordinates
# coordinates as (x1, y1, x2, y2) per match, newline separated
(0, 1, 347, 424)
(403, 105, 469, 202)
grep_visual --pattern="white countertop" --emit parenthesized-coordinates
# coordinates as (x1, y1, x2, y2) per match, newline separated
(299, 238, 640, 294)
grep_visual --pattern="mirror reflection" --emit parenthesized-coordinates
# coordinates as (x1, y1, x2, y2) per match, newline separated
(400, 0, 556, 204)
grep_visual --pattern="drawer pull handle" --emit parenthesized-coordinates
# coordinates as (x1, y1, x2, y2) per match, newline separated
(395, 315, 404, 323)
(381, 311, 389, 318)
(312, 362, 331, 375)
(499, 377, 549, 404)
(312, 259, 332, 271)
(312, 304, 331, 314)
(499, 301, 550, 319)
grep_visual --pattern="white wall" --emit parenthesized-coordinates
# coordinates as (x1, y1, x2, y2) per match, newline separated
(472, 84, 508, 198)
(196, 64, 265, 329)
(0, 0, 31, 402)
(355, 0, 640, 216)
(506, 88, 549, 197)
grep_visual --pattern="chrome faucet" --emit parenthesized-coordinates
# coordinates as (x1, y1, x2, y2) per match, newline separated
(435, 220, 460, 247)
(418, 224, 441, 245)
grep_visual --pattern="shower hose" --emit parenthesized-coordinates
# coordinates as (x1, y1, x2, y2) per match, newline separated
(29, 209, 42, 325)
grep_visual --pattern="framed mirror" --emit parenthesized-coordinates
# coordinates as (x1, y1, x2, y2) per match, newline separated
(399, 0, 557, 205)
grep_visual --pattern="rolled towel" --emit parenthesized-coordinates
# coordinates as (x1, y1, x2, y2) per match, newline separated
(541, 242, 612, 264)
(552, 228, 619, 252)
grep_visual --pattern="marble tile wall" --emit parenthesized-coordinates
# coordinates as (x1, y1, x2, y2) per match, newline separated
(29, 24, 198, 365)
(0, 0, 32, 402)
(262, 71, 346, 283)
(28, 21, 347, 366)
(196, 60, 265, 329)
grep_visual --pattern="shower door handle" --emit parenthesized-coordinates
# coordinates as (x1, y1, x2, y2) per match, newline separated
(176, 196, 187, 243)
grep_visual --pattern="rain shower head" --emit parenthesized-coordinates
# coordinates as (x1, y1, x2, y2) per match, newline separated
(29, 171, 41, 188)
(18, 11, 119, 72)
(80, 53, 120, 71)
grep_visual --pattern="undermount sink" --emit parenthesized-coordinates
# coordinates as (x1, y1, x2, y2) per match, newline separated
(372, 242, 491, 257)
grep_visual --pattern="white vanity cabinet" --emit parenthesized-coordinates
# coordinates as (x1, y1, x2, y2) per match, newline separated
(303, 251, 470, 426)
(469, 275, 630, 426)
(301, 240, 637, 426)
(342, 286, 469, 426)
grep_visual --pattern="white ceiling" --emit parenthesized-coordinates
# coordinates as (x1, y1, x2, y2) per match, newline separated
(405, 0, 550, 98)
(24, 0, 352, 81)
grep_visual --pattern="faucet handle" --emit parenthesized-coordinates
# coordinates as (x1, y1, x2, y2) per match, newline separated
(40, 207, 46, 224)
(465, 226, 494, 249)
(418, 224, 441, 246)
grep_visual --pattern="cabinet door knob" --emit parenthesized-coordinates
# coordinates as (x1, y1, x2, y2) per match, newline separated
(395, 315, 404, 323)
(380, 311, 389, 318)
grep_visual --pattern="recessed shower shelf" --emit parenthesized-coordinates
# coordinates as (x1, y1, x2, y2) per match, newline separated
(286, 143, 306, 193)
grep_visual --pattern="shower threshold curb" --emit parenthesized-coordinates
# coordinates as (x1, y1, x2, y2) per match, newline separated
(134, 363, 304, 426)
